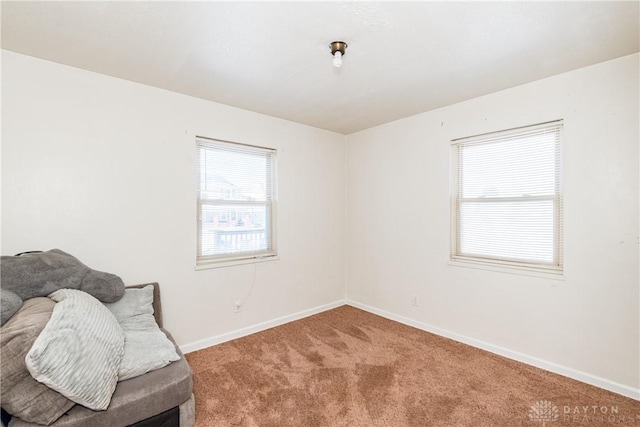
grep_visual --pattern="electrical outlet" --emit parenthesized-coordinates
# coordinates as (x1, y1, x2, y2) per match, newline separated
(411, 296, 418, 306)
(233, 300, 242, 313)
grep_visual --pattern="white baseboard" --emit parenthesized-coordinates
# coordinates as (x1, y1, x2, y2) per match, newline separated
(346, 299, 640, 401)
(180, 299, 346, 354)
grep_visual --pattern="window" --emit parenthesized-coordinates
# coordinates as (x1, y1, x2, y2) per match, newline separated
(451, 120, 563, 274)
(197, 137, 277, 266)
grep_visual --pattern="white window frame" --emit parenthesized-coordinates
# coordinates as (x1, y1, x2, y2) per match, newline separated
(450, 120, 563, 276)
(196, 136, 277, 268)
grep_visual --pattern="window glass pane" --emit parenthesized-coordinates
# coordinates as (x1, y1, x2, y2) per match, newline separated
(460, 200, 554, 263)
(200, 147, 269, 202)
(201, 204, 269, 257)
(461, 131, 556, 198)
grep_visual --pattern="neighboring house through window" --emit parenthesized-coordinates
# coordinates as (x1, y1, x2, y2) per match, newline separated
(197, 137, 277, 266)
(451, 120, 563, 274)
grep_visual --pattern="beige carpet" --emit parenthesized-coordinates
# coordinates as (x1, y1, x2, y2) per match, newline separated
(186, 305, 639, 426)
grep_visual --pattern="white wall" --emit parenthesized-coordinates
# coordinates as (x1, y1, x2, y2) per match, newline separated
(346, 54, 639, 392)
(1, 50, 346, 348)
(3, 48, 638, 396)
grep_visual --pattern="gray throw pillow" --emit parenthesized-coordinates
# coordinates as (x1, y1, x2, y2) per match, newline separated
(1, 289, 23, 325)
(105, 285, 180, 381)
(25, 289, 125, 411)
(1, 298, 75, 425)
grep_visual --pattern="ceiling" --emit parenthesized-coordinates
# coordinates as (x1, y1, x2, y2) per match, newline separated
(2, 1, 639, 135)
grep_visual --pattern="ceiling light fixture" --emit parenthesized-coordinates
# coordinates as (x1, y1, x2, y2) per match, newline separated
(330, 41, 347, 68)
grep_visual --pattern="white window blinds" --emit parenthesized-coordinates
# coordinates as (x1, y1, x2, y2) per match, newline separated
(451, 120, 563, 272)
(197, 137, 277, 265)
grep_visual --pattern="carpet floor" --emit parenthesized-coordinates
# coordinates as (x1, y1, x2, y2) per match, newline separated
(185, 305, 639, 426)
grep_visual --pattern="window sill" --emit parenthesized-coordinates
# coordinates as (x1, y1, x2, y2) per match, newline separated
(196, 255, 279, 270)
(448, 258, 564, 281)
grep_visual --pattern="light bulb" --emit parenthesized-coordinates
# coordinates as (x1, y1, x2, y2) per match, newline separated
(333, 51, 342, 68)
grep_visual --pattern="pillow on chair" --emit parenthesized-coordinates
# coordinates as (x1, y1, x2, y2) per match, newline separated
(105, 285, 180, 381)
(25, 289, 125, 411)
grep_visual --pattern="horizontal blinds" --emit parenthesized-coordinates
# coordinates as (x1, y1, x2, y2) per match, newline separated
(197, 137, 276, 263)
(197, 138, 275, 202)
(452, 121, 562, 269)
